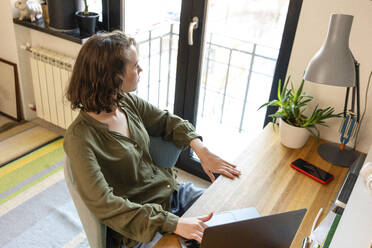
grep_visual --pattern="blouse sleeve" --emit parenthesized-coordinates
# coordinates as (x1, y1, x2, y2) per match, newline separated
(128, 93, 202, 149)
(64, 134, 179, 243)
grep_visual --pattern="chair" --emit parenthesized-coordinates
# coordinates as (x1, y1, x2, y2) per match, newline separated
(64, 136, 182, 248)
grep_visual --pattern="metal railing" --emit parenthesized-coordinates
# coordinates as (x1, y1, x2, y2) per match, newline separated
(135, 23, 278, 133)
(136, 24, 178, 109)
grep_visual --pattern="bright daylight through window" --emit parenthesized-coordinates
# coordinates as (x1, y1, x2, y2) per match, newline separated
(119, 0, 290, 162)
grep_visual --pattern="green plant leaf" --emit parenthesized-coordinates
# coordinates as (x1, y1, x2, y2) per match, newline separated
(295, 79, 305, 103)
(258, 75, 341, 128)
(306, 127, 320, 141)
(277, 79, 282, 101)
(281, 76, 291, 101)
(257, 100, 282, 110)
(84, 0, 89, 15)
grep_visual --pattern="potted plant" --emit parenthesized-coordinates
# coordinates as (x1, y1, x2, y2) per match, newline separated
(75, 0, 99, 36)
(259, 77, 341, 149)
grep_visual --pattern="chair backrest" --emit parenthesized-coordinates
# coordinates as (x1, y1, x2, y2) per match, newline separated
(148, 136, 182, 168)
(64, 158, 107, 248)
(63, 136, 182, 248)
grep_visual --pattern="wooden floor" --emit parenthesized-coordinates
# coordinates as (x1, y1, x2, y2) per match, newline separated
(0, 115, 15, 127)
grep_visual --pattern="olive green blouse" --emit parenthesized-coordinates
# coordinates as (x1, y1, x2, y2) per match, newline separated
(63, 93, 201, 247)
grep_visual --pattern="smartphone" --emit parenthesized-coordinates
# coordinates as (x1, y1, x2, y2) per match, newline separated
(290, 158, 334, 184)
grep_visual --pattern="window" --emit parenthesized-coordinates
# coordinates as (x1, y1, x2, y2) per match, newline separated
(104, 0, 303, 180)
(87, 0, 103, 22)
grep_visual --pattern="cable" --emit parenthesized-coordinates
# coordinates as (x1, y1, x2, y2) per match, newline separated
(311, 208, 323, 234)
(354, 70, 372, 149)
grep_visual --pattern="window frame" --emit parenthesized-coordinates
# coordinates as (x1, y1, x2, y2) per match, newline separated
(106, 0, 304, 180)
(263, 0, 303, 127)
(100, 0, 124, 31)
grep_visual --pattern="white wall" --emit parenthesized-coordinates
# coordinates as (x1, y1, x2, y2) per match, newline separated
(0, 0, 82, 121)
(0, 0, 25, 118)
(287, 0, 372, 153)
(0, 1, 18, 63)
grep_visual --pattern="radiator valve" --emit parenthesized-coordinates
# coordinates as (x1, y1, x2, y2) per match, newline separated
(28, 103, 36, 111)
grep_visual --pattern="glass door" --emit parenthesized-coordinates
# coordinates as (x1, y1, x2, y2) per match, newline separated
(175, 0, 303, 180)
(121, 0, 207, 179)
(196, 0, 291, 162)
(124, 0, 182, 112)
(121, 0, 302, 180)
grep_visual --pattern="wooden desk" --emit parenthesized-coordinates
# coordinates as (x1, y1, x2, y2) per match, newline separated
(155, 126, 348, 248)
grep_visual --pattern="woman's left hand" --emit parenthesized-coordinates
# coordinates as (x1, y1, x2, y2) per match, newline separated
(190, 138, 241, 182)
(199, 148, 241, 182)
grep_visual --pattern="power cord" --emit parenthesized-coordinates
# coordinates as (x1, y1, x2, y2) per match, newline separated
(354, 70, 372, 149)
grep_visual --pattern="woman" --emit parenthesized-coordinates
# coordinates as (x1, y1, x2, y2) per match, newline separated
(64, 31, 240, 248)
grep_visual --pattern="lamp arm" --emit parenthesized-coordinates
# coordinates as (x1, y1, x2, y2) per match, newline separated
(355, 60, 360, 122)
(343, 57, 360, 122)
(351, 53, 360, 121)
(343, 88, 349, 118)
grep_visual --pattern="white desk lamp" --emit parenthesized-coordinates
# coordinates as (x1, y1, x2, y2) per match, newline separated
(304, 14, 360, 167)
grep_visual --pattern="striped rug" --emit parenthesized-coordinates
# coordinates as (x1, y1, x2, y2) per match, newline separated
(0, 126, 89, 247)
(0, 122, 62, 168)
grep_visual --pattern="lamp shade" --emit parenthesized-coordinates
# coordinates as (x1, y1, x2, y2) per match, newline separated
(304, 14, 355, 87)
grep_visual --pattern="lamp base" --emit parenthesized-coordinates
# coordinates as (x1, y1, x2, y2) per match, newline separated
(318, 143, 359, 167)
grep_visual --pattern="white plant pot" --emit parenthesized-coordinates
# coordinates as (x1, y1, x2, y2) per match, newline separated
(279, 119, 310, 149)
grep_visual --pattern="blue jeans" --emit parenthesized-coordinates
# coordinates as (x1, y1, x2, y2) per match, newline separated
(109, 182, 205, 248)
(170, 182, 205, 217)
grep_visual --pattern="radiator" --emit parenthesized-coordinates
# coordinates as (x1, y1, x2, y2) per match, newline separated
(29, 47, 78, 129)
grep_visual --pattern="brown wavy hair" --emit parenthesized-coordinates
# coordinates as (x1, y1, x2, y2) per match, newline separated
(66, 31, 136, 113)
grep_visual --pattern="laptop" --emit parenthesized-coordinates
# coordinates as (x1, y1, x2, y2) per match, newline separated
(179, 208, 306, 248)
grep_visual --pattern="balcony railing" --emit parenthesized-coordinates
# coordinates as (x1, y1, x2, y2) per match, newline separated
(134, 23, 278, 134)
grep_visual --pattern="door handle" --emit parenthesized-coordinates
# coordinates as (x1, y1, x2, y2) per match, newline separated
(188, 17, 199, 46)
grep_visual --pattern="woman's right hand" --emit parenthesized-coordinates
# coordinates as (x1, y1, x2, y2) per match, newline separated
(174, 212, 213, 243)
